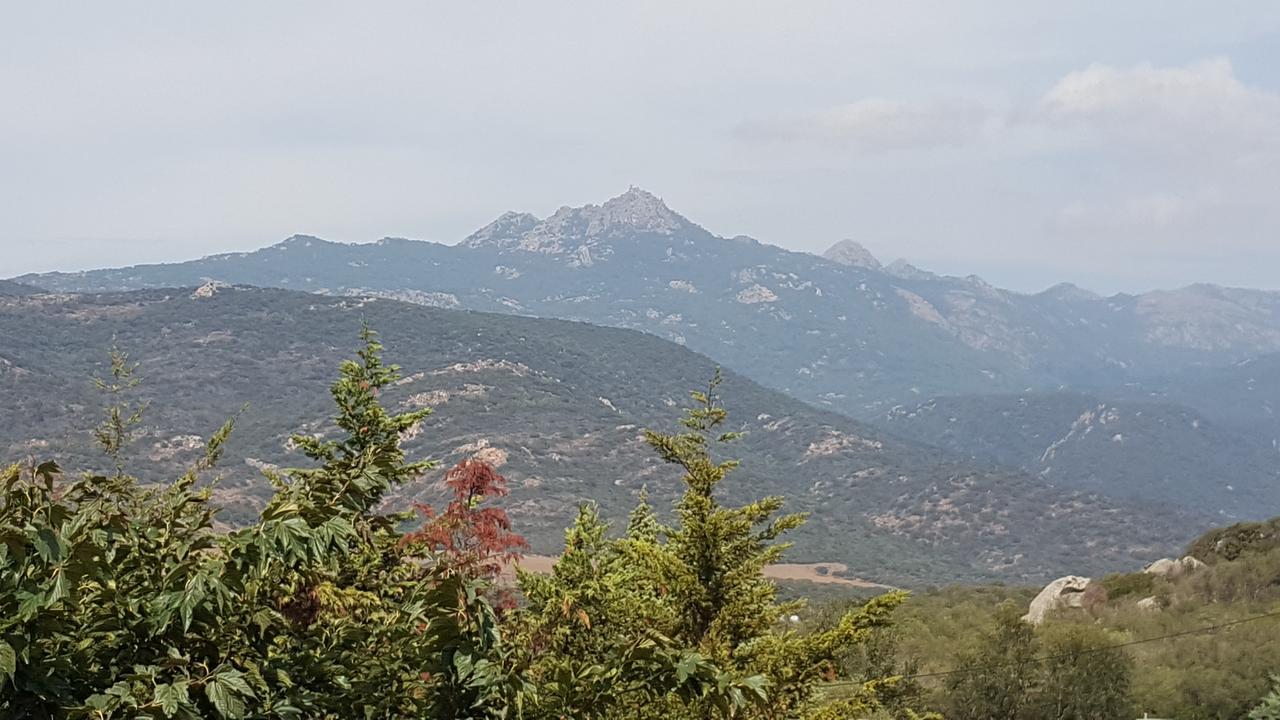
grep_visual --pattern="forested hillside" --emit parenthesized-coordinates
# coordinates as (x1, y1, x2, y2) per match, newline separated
(0, 286, 1196, 585)
(0, 330, 936, 718)
(884, 391, 1280, 518)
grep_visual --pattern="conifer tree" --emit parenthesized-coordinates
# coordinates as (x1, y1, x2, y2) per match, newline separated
(642, 369, 808, 656)
(517, 370, 921, 719)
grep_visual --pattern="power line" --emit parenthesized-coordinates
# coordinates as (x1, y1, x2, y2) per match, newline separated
(819, 608, 1280, 689)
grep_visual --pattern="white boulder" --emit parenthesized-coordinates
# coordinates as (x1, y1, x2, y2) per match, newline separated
(1142, 556, 1206, 579)
(1136, 596, 1162, 611)
(1023, 575, 1091, 625)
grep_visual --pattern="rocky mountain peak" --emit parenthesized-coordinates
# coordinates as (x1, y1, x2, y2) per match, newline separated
(463, 211, 541, 247)
(822, 240, 882, 270)
(595, 186, 686, 233)
(1038, 282, 1102, 303)
(460, 187, 698, 258)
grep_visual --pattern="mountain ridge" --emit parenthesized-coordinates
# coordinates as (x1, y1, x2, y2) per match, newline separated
(13, 188, 1280, 424)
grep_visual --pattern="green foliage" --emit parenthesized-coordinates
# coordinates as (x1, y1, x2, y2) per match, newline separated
(643, 369, 809, 655)
(90, 344, 148, 476)
(511, 371, 926, 719)
(1187, 517, 1280, 564)
(944, 604, 1133, 720)
(1252, 675, 1280, 720)
(0, 332, 509, 718)
(11, 334, 920, 719)
(881, 537, 1280, 720)
(1033, 624, 1133, 720)
(1098, 571, 1156, 600)
(944, 602, 1039, 720)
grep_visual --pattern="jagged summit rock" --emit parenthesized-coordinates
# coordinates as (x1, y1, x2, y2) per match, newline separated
(884, 258, 936, 281)
(460, 187, 703, 263)
(463, 211, 541, 247)
(822, 240, 882, 270)
(594, 186, 689, 234)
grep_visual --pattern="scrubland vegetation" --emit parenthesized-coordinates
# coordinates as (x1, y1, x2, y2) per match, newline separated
(2, 330, 1277, 718)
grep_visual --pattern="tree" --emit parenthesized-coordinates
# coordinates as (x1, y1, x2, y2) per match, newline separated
(403, 457, 529, 589)
(1033, 624, 1133, 720)
(944, 602, 1039, 720)
(643, 370, 809, 657)
(2, 332, 778, 719)
(944, 605, 1134, 720)
(650, 371, 924, 719)
(511, 370, 924, 719)
(0, 331, 516, 718)
(510, 502, 768, 720)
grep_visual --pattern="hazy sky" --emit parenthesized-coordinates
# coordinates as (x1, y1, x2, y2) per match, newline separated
(4, 2, 1280, 293)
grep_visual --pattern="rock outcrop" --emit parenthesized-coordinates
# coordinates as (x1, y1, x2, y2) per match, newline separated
(460, 187, 703, 260)
(190, 280, 229, 299)
(1136, 596, 1162, 611)
(1023, 575, 1091, 625)
(822, 240, 882, 270)
(1143, 556, 1206, 579)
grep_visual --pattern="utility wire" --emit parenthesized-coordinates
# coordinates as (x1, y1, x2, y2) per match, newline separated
(819, 608, 1280, 689)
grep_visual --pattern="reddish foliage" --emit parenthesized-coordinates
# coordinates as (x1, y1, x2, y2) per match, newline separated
(403, 458, 528, 584)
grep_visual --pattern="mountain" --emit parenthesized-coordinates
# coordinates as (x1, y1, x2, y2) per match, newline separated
(1123, 353, 1280, 441)
(0, 285, 1197, 585)
(883, 392, 1280, 518)
(822, 240, 882, 270)
(17, 189, 1280, 422)
(0, 279, 43, 296)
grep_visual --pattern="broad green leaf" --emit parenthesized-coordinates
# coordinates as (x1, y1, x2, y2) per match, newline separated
(205, 673, 249, 719)
(0, 640, 15, 682)
(155, 682, 183, 715)
(33, 526, 66, 564)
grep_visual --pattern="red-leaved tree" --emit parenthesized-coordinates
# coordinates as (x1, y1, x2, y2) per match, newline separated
(404, 458, 528, 586)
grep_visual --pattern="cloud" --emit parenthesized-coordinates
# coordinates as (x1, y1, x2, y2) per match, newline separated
(1035, 58, 1280, 158)
(1032, 58, 1280, 261)
(738, 98, 989, 151)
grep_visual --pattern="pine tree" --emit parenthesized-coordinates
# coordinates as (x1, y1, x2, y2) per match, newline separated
(643, 369, 807, 656)
(639, 370, 916, 719)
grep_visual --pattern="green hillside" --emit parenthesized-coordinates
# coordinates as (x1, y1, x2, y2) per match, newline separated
(0, 286, 1195, 585)
(883, 391, 1280, 519)
(806, 518, 1280, 719)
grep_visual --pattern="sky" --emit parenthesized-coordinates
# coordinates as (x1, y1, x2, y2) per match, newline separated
(3, 2, 1280, 294)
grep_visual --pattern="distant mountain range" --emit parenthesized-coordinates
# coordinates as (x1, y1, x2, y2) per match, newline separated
(8, 188, 1280, 579)
(884, 391, 1279, 518)
(0, 280, 42, 296)
(19, 188, 1280, 421)
(0, 286, 1193, 585)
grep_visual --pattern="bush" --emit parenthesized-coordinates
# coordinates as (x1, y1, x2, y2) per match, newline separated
(1099, 571, 1156, 600)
